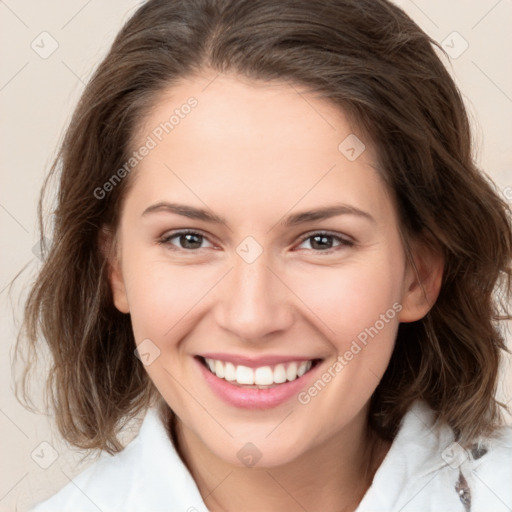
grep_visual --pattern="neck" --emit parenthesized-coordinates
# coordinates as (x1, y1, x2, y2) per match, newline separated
(170, 407, 390, 512)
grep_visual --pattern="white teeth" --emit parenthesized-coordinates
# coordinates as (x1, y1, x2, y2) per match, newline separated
(297, 361, 311, 377)
(204, 358, 315, 386)
(273, 364, 287, 384)
(225, 361, 236, 381)
(236, 365, 254, 385)
(254, 366, 274, 386)
(215, 360, 225, 378)
(286, 362, 298, 381)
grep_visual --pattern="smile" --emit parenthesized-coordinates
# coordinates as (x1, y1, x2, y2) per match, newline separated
(195, 355, 322, 409)
(202, 357, 315, 388)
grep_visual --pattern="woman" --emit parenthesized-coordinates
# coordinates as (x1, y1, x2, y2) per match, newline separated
(19, 0, 512, 510)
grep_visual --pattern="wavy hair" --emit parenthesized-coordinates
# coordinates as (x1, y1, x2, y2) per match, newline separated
(15, 0, 511, 453)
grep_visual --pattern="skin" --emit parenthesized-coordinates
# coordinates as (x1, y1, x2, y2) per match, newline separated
(107, 71, 443, 512)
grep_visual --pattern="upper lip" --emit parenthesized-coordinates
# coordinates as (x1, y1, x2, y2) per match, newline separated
(198, 353, 321, 368)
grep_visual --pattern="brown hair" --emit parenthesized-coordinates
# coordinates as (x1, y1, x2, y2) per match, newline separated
(15, 0, 511, 453)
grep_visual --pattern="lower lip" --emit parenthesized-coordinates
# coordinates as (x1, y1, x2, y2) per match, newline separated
(196, 358, 320, 410)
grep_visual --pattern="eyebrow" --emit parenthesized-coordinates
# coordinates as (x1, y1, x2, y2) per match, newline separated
(142, 202, 226, 224)
(141, 202, 375, 226)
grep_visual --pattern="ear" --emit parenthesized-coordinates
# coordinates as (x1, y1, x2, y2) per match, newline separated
(398, 241, 444, 323)
(99, 226, 130, 314)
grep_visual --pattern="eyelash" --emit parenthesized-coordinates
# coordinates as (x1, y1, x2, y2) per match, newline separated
(297, 231, 355, 253)
(158, 229, 354, 254)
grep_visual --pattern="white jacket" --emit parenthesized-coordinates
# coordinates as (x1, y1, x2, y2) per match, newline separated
(30, 400, 512, 511)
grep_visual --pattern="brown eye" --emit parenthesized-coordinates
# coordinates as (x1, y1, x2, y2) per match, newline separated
(309, 234, 335, 250)
(176, 233, 203, 249)
(297, 232, 353, 252)
(160, 230, 213, 250)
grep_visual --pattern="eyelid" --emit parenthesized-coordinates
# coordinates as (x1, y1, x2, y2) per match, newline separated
(158, 229, 216, 250)
(158, 228, 355, 252)
(295, 230, 354, 246)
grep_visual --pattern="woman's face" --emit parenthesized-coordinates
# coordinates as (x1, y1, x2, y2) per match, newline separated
(109, 72, 435, 467)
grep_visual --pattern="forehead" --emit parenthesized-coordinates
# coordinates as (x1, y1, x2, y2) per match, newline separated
(125, 72, 392, 223)
(136, 71, 372, 161)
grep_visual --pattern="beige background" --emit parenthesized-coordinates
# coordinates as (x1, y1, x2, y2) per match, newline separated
(1, 1, 511, 510)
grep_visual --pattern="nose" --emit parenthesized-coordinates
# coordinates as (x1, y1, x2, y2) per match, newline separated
(213, 252, 295, 342)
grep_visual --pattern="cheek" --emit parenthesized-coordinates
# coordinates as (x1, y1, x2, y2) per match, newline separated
(290, 260, 403, 434)
(291, 256, 404, 347)
(122, 252, 221, 344)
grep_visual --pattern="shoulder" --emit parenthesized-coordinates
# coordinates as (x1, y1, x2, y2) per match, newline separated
(466, 421, 512, 511)
(29, 407, 208, 512)
(357, 400, 512, 512)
